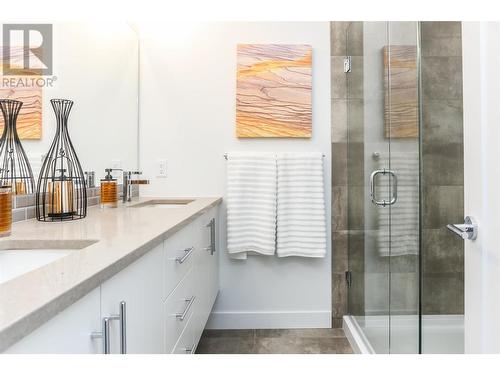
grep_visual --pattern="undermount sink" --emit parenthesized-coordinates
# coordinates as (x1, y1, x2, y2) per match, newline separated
(0, 239, 98, 284)
(130, 199, 194, 208)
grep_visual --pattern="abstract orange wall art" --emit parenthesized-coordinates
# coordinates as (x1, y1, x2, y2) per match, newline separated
(0, 46, 42, 139)
(236, 44, 312, 138)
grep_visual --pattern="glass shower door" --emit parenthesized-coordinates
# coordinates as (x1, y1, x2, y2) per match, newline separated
(346, 21, 420, 354)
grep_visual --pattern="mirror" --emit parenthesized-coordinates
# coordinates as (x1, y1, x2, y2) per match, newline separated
(1, 22, 139, 186)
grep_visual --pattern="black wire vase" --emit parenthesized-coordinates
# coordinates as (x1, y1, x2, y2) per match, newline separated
(0, 99, 35, 195)
(36, 99, 87, 221)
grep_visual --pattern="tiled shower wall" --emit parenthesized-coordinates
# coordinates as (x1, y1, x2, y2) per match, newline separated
(331, 21, 365, 327)
(330, 21, 464, 323)
(420, 21, 464, 314)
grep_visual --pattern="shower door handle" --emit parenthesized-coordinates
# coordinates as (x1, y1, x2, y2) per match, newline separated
(370, 169, 397, 207)
(446, 216, 478, 240)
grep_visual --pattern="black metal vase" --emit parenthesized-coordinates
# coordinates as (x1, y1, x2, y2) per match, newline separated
(36, 99, 87, 221)
(0, 99, 35, 195)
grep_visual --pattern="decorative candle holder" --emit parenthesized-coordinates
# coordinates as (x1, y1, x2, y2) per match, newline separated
(0, 99, 35, 195)
(0, 186, 12, 236)
(36, 99, 87, 221)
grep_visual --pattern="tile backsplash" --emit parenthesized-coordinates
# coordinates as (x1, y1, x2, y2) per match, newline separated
(11, 184, 139, 223)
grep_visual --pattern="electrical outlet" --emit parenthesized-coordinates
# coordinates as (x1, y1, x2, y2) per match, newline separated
(111, 159, 122, 169)
(157, 159, 167, 178)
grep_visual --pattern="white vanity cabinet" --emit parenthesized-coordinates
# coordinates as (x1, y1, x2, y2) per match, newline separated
(3, 204, 220, 354)
(4, 287, 102, 354)
(100, 242, 164, 354)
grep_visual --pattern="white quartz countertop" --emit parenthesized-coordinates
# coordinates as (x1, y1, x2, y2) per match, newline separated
(0, 196, 222, 351)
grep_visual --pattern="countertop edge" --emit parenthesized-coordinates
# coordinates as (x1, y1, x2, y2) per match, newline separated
(0, 197, 222, 352)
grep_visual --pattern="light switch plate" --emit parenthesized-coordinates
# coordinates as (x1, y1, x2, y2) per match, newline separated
(157, 159, 167, 178)
(111, 159, 122, 169)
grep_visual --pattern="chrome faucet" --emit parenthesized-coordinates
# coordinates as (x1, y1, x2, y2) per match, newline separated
(122, 171, 149, 203)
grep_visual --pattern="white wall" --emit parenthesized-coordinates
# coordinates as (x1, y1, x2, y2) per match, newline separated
(139, 22, 332, 328)
(462, 22, 500, 353)
(1, 22, 139, 178)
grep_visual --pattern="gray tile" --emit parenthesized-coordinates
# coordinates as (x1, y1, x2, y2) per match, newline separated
(348, 232, 365, 272)
(347, 99, 364, 143)
(332, 56, 347, 99)
(422, 56, 463, 100)
(346, 22, 363, 56)
(331, 22, 349, 56)
(332, 143, 347, 186)
(255, 337, 316, 354)
(422, 143, 464, 186)
(195, 337, 255, 354)
(422, 228, 464, 273)
(202, 329, 255, 339)
(347, 56, 363, 99)
(347, 142, 364, 186)
(87, 196, 100, 206)
(422, 99, 463, 144)
(422, 272, 464, 314)
(26, 206, 36, 219)
(347, 185, 364, 230)
(332, 272, 348, 318)
(332, 230, 348, 273)
(255, 328, 346, 339)
(332, 99, 347, 142)
(389, 272, 419, 314)
(421, 22, 462, 57)
(421, 21, 462, 38)
(332, 318, 343, 328)
(423, 185, 463, 229)
(317, 337, 354, 354)
(332, 186, 348, 231)
(12, 208, 26, 222)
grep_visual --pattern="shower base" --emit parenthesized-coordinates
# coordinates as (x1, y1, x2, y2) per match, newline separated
(343, 314, 464, 354)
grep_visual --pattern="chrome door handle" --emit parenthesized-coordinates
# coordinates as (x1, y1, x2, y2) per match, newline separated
(370, 169, 397, 207)
(91, 317, 112, 354)
(175, 247, 195, 264)
(447, 216, 478, 240)
(206, 218, 216, 255)
(91, 301, 126, 354)
(175, 296, 196, 321)
(183, 345, 195, 353)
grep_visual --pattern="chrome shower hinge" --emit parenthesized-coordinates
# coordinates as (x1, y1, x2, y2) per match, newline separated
(343, 56, 352, 73)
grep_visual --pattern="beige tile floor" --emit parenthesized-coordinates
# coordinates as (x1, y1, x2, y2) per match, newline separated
(195, 328, 354, 354)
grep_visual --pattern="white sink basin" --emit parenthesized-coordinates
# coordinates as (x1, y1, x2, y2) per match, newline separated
(0, 239, 98, 284)
(130, 199, 194, 208)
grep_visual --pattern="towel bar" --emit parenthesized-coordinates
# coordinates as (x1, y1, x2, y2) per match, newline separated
(223, 153, 326, 160)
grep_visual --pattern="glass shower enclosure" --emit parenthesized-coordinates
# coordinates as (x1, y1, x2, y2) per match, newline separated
(344, 21, 464, 354)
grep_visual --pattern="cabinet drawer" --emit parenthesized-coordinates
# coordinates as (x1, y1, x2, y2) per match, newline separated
(164, 228, 197, 298)
(172, 313, 195, 354)
(164, 268, 197, 353)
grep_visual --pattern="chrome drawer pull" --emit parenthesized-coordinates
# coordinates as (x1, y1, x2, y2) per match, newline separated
(175, 296, 196, 321)
(183, 345, 195, 353)
(175, 247, 195, 264)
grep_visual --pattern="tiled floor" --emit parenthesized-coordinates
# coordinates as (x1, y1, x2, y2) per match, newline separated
(195, 328, 354, 354)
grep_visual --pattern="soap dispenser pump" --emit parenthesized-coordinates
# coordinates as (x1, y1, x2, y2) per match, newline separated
(100, 168, 118, 208)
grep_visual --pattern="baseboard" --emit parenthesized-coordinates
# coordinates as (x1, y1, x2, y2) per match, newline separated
(343, 315, 375, 354)
(206, 310, 332, 329)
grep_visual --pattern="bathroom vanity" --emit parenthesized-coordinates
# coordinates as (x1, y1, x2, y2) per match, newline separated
(0, 197, 221, 354)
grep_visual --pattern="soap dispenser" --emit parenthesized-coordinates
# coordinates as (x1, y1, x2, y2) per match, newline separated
(100, 169, 118, 208)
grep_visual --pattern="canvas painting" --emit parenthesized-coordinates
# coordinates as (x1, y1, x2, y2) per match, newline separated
(236, 44, 312, 138)
(383, 45, 419, 138)
(0, 46, 42, 139)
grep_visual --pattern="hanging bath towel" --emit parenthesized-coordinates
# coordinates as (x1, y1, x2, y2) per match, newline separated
(276, 152, 326, 258)
(226, 152, 277, 259)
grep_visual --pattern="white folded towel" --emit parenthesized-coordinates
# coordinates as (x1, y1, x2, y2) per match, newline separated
(276, 152, 326, 258)
(226, 152, 277, 258)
